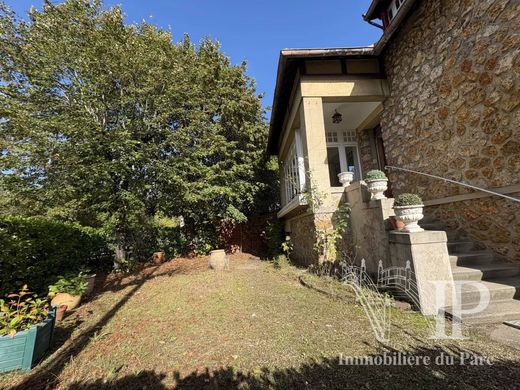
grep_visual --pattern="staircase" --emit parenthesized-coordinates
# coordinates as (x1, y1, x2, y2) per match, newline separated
(419, 217, 520, 324)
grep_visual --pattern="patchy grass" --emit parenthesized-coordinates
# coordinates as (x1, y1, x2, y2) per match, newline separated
(1, 254, 520, 389)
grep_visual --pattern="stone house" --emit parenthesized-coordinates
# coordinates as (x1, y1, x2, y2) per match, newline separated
(267, 0, 519, 321)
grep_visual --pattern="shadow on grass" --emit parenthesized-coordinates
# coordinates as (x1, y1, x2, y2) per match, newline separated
(11, 264, 165, 390)
(63, 345, 520, 390)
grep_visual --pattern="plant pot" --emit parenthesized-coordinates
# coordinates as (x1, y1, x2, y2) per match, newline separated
(366, 179, 388, 200)
(152, 251, 166, 265)
(55, 304, 68, 322)
(393, 205, 424, 233)
(85, 274, 96, 295)
(389, 216, 406, 231)
(0, 307, 56, 373)
(51, 293, 81, 311)
(337, 171, 354, 188)
(209, 249, 228, 271)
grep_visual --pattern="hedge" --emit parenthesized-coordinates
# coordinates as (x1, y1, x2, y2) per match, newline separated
(0, 216, 112, 295)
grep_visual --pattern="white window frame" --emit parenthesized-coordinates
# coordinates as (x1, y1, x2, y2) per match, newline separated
(388, 0, 406, 22)
(281, 129, 306, 206)
(325, 129, 363, 188)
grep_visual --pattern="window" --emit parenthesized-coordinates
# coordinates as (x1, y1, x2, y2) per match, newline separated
(387, 0, 406, 22)
(325, 130, 362, 187)
(281, 131, 306, 206)
(283, 142, 300, 203)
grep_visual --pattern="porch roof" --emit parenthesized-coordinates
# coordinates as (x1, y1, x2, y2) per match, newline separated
(267, 47, 376, 155)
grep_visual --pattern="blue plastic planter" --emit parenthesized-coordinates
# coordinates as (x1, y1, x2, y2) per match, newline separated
(0, 307, 56, 373)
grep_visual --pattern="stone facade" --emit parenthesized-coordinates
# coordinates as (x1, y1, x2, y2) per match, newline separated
(287, 213, 318, 265)
(380, 0, 520, 260)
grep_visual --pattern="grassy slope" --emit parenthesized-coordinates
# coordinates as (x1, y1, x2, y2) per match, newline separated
(1, 255, 520, 389)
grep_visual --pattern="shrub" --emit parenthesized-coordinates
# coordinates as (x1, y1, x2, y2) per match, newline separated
(0, 216, 112, 296)
(263, 219, 285, 259)
(0, 286, 50, 336)
(48, 273, 88, 297)
(394, 193, 423, 207)
(365, 170, 387, 181)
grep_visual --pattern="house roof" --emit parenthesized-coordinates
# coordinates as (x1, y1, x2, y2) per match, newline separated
(267, 47, 376, 155)
(364, 0, 387, 21)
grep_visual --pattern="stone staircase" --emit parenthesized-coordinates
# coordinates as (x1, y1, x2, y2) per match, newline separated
(419, 217, 520, 324)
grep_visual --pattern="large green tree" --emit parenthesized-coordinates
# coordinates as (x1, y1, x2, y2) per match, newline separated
(0, 0, 270, 264)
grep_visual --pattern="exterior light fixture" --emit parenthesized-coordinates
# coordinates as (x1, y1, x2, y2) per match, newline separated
(332, 109, 343, 124)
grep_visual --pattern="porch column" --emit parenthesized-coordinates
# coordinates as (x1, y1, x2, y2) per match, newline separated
(301, 97, 332, 210)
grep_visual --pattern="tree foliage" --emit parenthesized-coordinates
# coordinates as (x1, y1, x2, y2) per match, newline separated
(0, 0, 271, 262)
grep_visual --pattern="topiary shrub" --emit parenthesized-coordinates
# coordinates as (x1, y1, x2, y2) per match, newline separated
(394, 193, 423, 207)
(365, 169, 387, 181)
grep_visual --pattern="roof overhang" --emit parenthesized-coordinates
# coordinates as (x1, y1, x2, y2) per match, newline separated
(267, 47, 376, 155)
(364, 0, 386, 21)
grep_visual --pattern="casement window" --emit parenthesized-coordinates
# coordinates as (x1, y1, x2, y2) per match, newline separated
(325, 130, 362, 187)
(387, 0, 405, 22)
(281, 130, 306, 206)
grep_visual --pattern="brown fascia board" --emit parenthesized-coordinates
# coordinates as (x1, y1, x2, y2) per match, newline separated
(364, 0, 385, 21)
(267, 47, 375, 155)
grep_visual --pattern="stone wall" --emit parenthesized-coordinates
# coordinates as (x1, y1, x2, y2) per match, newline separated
(287, 212, 318, 265)
(381, 0, 520, 260)
(357, 128, 377, 177)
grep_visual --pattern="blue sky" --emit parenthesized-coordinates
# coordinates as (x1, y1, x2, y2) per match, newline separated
(7, 1, 382, 111)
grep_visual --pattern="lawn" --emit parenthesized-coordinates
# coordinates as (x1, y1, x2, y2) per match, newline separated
(2, 254, 520, 389)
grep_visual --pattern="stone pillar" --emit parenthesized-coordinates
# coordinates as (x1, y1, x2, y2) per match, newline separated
(301, 97, 332, 210)
(345, 181, 394, 274)
(389, 231, 454, 316)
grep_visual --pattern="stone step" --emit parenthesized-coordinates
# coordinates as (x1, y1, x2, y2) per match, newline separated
(449, 251, 494, 267)
(419, 221, 447, 231)
(419, 215, 438, 224)
(447, 241, 481, 253)
(458, 277, 520, 304)
(444, 299, 520, 324)
(445, 229, 466, 241)
(451, 262, 520, 281)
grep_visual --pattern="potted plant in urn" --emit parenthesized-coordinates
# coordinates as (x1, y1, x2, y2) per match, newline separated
(48, 273, 88, 311)
(0, 286, 56, 372)
(365, 169, 388, 200)
(337, 171, 354, 188)
(393, 193, 424, 233)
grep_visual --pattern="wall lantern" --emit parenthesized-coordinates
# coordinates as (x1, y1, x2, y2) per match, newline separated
(332, 110, 343, 124)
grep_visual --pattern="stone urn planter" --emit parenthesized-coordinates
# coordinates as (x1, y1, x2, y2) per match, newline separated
(51, 293, 81, 311)
(393, 193, 424, 233)
(365, 169, 388, 200)
(209, 249, 228, 271)
(0, 306, 56, 373)
(337, 171, 354, 188)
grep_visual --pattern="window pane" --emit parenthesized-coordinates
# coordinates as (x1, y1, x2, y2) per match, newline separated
(345, 146, 361, 181)
(327, 147, 341, 187)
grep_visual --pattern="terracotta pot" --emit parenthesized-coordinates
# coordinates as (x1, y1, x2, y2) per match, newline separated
(85, 274, 96, 295)
(152, 251, 166, 265)
(51, 293, 81, 311)
(389, 216, 406, 231)
(55, 305, 68, 322)
(209, 249, 228, 271)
